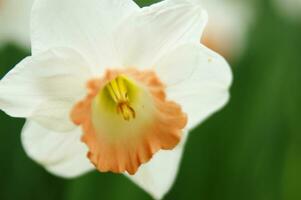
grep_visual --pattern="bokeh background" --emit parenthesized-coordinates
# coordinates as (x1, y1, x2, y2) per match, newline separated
(0, 0, 300, 199)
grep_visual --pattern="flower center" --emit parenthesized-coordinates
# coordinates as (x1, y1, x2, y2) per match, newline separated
(90, 74, 149, 136)
(105, 76, 135, 121)
(70, 69, 187, 174)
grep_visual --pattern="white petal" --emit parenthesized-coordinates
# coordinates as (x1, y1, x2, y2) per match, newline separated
(31, 0, 139, 73)
(113, 0, 207, 69)
(126, 131, 189, 200)
(154, 44, 200, 86)
(164, 44, 232, 129)
(21, 120, 94, 178)
(0, 47, 91, 131)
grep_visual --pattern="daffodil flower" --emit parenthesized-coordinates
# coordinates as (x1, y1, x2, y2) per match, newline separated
(200, 0, 253, 59)
(0, 0, 232, 199)
(0, 0, 33, 48)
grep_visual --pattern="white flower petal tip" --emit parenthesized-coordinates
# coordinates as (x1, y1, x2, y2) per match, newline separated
(114, 0, 208, 69)
(30, 0, 139, 72)
(164, 44, 232, 130)
(202, 45, 233, 89)
(21, 121, 95, 178)
(125, 132, 189, 200)
(0, 47, 92, 132)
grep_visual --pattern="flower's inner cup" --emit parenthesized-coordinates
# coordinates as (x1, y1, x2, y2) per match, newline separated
(97, 75, 136, 121)
(71, 69, 187, 174)
(90, 73, 156, 141)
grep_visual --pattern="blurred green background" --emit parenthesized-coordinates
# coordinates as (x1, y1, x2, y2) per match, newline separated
(0, 0, 300, 199)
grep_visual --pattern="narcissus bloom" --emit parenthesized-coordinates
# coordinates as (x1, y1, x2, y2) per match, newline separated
(0, 0, 232, 199)
(200, 0, 253, 59)
(0, 0, 33, 48)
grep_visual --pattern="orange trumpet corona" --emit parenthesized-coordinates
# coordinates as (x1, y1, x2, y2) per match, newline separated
(71, 68, 187, 174)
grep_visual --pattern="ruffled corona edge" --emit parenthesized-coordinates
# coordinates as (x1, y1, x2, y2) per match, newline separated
(71, 68, 187, 174)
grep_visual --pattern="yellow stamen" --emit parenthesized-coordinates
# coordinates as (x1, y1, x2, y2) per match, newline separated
(104, 75, 136, 121)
